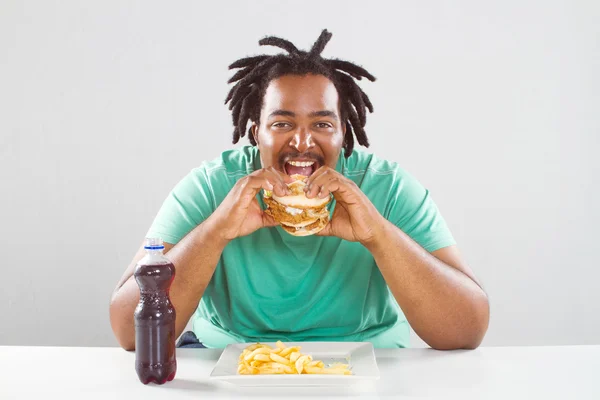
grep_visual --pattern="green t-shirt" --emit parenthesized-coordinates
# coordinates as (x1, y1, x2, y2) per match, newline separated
(147, 145, 455, 348)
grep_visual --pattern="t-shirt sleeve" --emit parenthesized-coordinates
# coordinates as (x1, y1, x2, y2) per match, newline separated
(145, 167, 216, 245)
(388, 169, 456, 253)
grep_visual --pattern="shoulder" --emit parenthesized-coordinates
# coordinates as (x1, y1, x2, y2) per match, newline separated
(183, 145, 258, 187)
(343, 148, 431, 217)
(198, 145, 258, 178)
(343, 149, 455, 251)
(181, 145, 259, 203)
(342, 148, 415, 189)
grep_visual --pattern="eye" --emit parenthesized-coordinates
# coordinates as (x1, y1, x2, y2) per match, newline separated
(316, 122, 333, 129)
(272, 122, 292, 129)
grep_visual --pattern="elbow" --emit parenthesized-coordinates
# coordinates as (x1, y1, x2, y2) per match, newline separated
(429, 337, 482, 351)
(454, 288, 490, 350)
(115, 338, 135, 352)
(110, 315, 136, 352)
(468, 292, 491, 349)
(428, 331, 486, 351)
(456, 330, 486, 350)
(120, 341, 136, 352)
(115, 331, 136, 352)
(109, 296, 136, 352)
(430, 296, 490, 351)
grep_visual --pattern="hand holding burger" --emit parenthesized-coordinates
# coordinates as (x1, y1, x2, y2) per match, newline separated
(263, 174, 332, 236)
(264, 166, 386, 245)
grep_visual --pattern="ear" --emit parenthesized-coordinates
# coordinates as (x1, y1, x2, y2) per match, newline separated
(251, 123, 259, 145)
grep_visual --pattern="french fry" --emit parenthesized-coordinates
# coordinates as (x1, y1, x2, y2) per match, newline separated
(244, 343, 262, 352)
(270, 362, 294, 373)
(329, 363, 348, 368)
(262, 368, 284, 374)
(279, 346, 299, 357)
(305, 366, 351, 375)
(295, 355, 310, 374)
(289, 351, 300, 363)
(270, 353, 291, 365)
(244, 347, 270, 361)
(237, 341, 352, 376)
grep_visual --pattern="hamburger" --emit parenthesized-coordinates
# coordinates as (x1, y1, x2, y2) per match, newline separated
(263, 174, 332, 236)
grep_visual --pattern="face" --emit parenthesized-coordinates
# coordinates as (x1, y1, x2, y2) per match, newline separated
(252, 74, 345, 177)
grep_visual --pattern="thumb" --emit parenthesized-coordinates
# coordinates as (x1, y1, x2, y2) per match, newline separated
(314, 221, 333, 237)
(262, 212, 280, 228)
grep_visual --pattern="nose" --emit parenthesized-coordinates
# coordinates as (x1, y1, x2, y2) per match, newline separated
(288, 127, 315, 153)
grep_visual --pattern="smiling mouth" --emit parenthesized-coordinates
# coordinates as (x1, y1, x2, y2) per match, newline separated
(284, 160, 317, 177)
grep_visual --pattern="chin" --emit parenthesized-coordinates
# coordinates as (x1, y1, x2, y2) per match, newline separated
(264, 174, 331, 236)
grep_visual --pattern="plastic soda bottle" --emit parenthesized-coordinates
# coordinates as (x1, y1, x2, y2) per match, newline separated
(133, 237, 177, 384)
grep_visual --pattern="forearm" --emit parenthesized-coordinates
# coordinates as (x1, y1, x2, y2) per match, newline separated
(365, 220, 489, 350)
(109, 215, 229, 350)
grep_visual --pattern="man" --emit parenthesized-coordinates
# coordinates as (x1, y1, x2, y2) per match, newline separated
(109, 30, 489, 351)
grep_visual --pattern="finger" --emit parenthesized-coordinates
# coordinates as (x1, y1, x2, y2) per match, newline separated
(253, 168, 290, 195)
(239, 175, 276, 198)
(245, 170, 286, 197)
(264, 166, 294, 184)
(314, 222, 333, 236)
(317, 178, 344, 199)
(305, 173, 337, 199)
(262, 168, 291, 196)
(305, 165, 329, 188)
(276, 168, 296, 184)
(262, 212, 279, 228)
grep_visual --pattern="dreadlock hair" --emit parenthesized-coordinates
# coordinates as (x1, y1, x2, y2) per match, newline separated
(225, 29, 376, 157)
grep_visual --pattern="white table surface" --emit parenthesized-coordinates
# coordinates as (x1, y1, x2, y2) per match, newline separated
(1, 345, 598, 399)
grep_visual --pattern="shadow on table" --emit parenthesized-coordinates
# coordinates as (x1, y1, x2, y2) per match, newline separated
(156, 378, 219, 392)
(376, 348, 480, 363)
(176, 347, 223, 361)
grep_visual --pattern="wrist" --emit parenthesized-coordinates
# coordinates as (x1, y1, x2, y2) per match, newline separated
(201, 213, 232, 249)
(361, 216, 393, 252)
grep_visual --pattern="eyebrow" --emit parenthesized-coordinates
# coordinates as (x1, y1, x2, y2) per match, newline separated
(268, 110, 296, 118)
(309, 110, 338, 120)
(267, 109, 339, 120)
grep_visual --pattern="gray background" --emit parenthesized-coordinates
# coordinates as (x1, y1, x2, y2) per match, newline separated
(1, 0, 598, 348)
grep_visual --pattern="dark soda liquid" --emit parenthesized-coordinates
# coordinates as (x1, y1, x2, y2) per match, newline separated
(133, 261, 177, 385)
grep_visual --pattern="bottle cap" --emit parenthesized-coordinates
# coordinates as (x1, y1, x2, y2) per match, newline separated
(144, 237, 165, 250)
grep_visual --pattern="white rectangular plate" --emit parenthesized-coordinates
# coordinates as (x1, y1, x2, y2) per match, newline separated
(209, 341, 380, 387)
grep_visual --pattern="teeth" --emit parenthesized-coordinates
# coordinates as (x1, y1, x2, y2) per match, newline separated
(288, 161, 315, 167)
